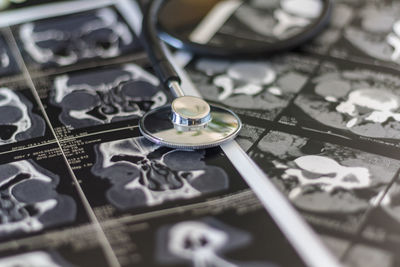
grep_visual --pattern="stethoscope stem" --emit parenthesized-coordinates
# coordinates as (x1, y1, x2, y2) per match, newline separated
(168, 80, 185, 98)
(167, 80, 212, 130)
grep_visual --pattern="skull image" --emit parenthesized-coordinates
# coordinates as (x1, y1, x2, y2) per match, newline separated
(168, 221, 234, 267)
(156, 218, 271, 267)
(91, 137, 229, 210)
(336, 89, 400, 129)
(280, 155, 371, 199)
(0, 251, 74, 267)
(19, 7, 138, 67)
(51, 64, 166, 129)
(294, 69, 400, 139)
(234, 0, 322, 39)
(254, 131, 398, 213)
(0, 88, 45, 145)
(0, 160, 76, 238)
(344, 3, 400, 64)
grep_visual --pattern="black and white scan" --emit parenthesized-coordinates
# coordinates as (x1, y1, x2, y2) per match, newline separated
(330, 0, 400, 67)
(91, 137, 229, 210)
(0, 159, 76, 239)
(186, 54, 317, 121)
(49, 64, 166, 129)
(0, 87, 46, 146)
(156, 217, 273, 267)
(250, 131, 399, 214)
(288, 61, 400, 142)
(1, 0, 400, 266)
(16, 7, 141, 69)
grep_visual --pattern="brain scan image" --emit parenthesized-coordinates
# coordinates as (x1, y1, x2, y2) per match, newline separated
(0, 87, 46, 146)
(0, 251, 74, 267)
(17, 7, 140, 68)
(156, 217, 274, 267)
(187, 55, 316, 120)
(249, 131, 399, 214)
(0, 160, 76, 239)
(0, 35, 19, 77)
(91, 137, 229, 210)
(335, 1, 400, 65)
(292, 63, 400, 141)
(302, 0, 355, 54)
(50, 64, 166, 129)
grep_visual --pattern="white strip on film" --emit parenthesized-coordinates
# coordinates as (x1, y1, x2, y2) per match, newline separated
(116, 1, 342, 267)
(189, 0, 243, 44)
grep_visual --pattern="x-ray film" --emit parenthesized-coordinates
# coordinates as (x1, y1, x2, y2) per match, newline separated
(0, 0, 399, 266)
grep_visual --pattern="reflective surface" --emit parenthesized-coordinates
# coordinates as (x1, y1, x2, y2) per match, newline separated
(171, 96, 211, 129)
(139, 104, 242, 149)
(158, 0, 331, 56)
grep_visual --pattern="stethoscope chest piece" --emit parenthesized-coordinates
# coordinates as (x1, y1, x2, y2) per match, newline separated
(139, 96, 242, 149)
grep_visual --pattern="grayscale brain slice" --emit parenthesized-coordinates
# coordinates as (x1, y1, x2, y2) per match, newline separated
(255, 131, 399, 214)
(18, 7, 140, 67)
(91, 137, 229, 210)
(155, 217, 274, 267)
(233, 0, 322, 39)
(51, 64, 167, 129)
(294, 69, 400, 140)
(0, 160, 76, 237)
(343, 2, 400, 64)
(0, 88, 46, 145)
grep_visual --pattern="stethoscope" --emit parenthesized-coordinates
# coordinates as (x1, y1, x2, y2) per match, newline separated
(139, 0, 333, 149)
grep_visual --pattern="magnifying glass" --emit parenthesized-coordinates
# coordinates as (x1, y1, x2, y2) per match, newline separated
(139, 0, 333, 149)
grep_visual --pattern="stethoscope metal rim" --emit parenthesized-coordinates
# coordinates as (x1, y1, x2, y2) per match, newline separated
(139, 103, 242, 149)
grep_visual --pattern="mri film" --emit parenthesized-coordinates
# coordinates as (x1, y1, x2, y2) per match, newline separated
(16, 7, 142, 69)
(0, 88, 46, 146)
(282, 60, 400, 145)
(91, 137, 230, 210)
(49, 64, 167, 129)
(249, 131, 399, 214)
(0, 159, 76, 240)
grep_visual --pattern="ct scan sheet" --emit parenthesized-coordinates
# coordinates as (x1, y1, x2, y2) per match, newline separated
(0, 0, 397, 267)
